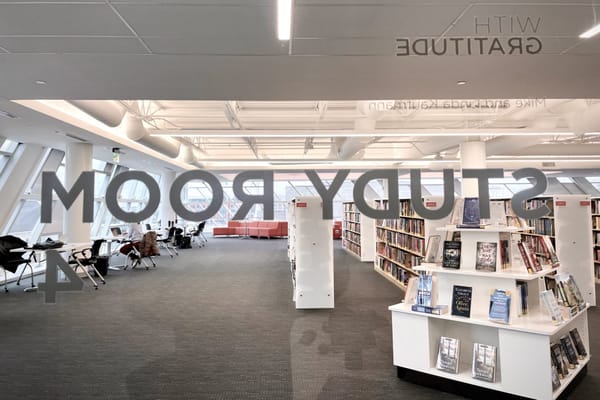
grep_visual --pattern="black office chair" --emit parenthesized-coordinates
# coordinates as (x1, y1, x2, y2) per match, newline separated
(68, 239, 107, 289)
(157, 227, 178, 257)
(0, 235, 36, 293)
(191, 222, 207, 247)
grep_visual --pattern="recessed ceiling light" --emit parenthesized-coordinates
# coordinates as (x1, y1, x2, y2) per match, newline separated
(277, 0, 293, 41)
(35, 80, 47, 85)
(456, 80, 467, 86)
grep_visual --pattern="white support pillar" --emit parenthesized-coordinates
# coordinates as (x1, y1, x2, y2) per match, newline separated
(159, 170, 177, 227)
(63, 143, 92, 243)
(460, 141, 486, 198)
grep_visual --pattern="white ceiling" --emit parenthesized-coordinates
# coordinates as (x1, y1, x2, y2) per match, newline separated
(1, 1, 600, 173)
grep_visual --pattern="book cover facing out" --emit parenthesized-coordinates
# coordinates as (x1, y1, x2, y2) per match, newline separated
(461, 197, 481, 226)
(569, 328, 587, 359)
(472, 343, 497, 382)
(489, 289, 511, 324)
(451, 285, 472, 318)
(416, 273, 433, 307)
(475, 241, 498, 272)
(442, 240, 461, 269)
(436, 336, 460, 374)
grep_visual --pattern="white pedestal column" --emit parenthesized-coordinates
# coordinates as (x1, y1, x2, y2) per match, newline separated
(63, 143, 92, 243)
(460, 141, 486, 197)
(159, 170, 177, 227)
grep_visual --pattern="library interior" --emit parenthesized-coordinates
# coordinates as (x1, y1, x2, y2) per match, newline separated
(2, 1, 600, 399)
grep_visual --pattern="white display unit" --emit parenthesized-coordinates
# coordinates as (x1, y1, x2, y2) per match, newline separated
(591, 197, 600, 283)
(290, 196, 334, 309)
(521, 195, 596, 306)
(342, 201, 375, 262)
(389, 226, 590, 400)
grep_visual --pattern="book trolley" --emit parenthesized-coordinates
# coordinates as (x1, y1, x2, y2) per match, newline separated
(389, 225, 591, 399)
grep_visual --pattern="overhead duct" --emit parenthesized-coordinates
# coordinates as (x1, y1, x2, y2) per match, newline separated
(329, 107, 379, 160)
(122, 113, 181, 158)
(68, 100, 126, 127)
(569, 103, 600, 137)
(180, 143, 205, 169)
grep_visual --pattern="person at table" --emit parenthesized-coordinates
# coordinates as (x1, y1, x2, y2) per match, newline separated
(119, 222, 144, 258)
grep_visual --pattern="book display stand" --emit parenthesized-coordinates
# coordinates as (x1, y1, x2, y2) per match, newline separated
(342, 201, 375, 262)
(288, 196, 334, 309)
(389, 225, 591, 399)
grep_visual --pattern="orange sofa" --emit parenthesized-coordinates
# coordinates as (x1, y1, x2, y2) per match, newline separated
(213, 221, 288, 239)
(333, 221, 342, 240)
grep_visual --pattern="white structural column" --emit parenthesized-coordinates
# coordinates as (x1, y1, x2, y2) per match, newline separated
(459, 141, 486, 197)
(159, 170, 177, 227)
(63, 143, 92, 243)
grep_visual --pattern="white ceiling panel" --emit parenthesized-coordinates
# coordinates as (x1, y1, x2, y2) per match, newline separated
(450, 4, 593, 37)
(114, 4, 276, 38)
(0, 37, 147, 54)
(293, 37, 391, 56)
(144, 36, 286, 55)
(0, 4, 131, 36)
(294, 5, 460, 37)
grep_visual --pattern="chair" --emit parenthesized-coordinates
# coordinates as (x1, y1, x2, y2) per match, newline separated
(0, 235, 36, 293)
(191, 222, 208, 247)
(68, 239, 107, 289)
(157, 227, 178, 257)
(128, 232, 159, 270)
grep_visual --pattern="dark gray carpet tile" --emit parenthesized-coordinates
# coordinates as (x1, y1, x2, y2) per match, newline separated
(0, 237, 596, 399)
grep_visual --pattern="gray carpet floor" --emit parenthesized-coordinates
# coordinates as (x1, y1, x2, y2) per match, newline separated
(0, 238, 598, 399)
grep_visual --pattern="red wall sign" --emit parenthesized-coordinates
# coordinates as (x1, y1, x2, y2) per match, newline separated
(555, 200, 567, 206)
(296, 202, 307, 208)
(580, 200, 591, 206)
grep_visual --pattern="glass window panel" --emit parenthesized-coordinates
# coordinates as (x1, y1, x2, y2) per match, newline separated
(0, 139, 18, 153)
(9, 200, 40, 237)
(92, 159, 106, 171)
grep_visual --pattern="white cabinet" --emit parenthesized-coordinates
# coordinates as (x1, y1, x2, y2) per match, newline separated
(289, 196, 334, 309)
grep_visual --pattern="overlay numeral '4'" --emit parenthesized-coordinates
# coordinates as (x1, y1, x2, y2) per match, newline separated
(38, 250, 84, 304)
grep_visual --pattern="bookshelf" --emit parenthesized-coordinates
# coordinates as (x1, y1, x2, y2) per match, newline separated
(591, 197, 600, 283)
(288, 196, 334, 309)
(518, 195, 595, 306)
(373, 197, 449, 290)
(390, 226, 591, 400)
(342, 201, 375, 262)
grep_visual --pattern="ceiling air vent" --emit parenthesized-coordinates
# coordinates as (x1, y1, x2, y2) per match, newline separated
(64, 133, 87, 142)
(0, 109, 18, 119)
(542, 162, 556, 167)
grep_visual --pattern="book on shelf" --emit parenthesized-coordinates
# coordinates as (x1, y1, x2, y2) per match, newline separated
(424, 235, 441, 263)
(486, 200, 507, 227)
(540, 235, 560, 268)
(403, 276, 418, 304)
(411, 304, 448, 315)
(555, 273, 586, 311)
(458, 197, 481, 228)
(551, 364, 562, 391)
(475, 241, 498, 272)
(540, 290, 564, 325)
(472, 343, 497, 382)
(451, 285, 472, 318)
(516, 281, 528, 316)
(416, 273, 434, 307)
(489, 289, 511, 324)
(449, 197, 465, 227)
(550, 343, 570, 378)
(560, 335, 579, 368)
(442, 240, 461, 269)
(525, 241, 542, 271)
(569, 328, 587, 359)
(499, 235, 510, 270)
(436, 336, 460, 374)
(516, 241, 542, 273)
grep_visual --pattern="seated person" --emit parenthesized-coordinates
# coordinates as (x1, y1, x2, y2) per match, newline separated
(119, 222, 144, 259)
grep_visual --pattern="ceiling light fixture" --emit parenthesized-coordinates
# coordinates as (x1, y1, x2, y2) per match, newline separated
(35, 80, 47, 85)
(277, 0, 293, 41)
(580, 23, 600, 38)
(456, 80, 467, 85)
